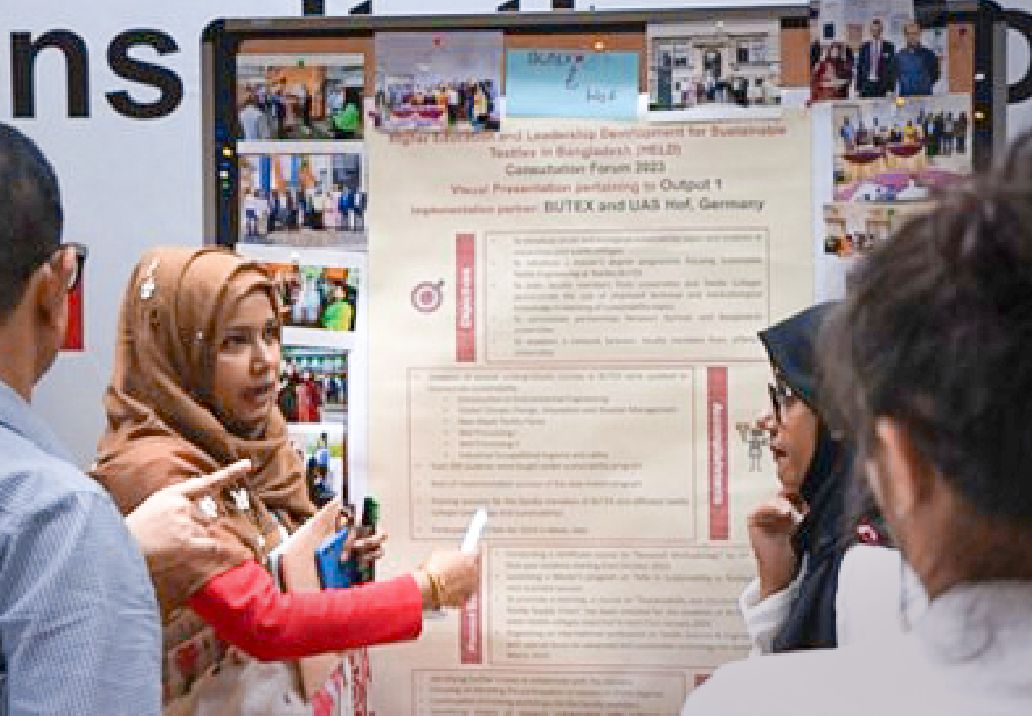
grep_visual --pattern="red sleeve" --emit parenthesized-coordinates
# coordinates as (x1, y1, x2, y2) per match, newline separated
(187, 560, 423, 661)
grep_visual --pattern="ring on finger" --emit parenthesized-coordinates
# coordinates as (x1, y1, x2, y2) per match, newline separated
(196, 495, 219, 520)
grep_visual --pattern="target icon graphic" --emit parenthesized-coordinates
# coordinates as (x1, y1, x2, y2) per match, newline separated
(411, 280, 445, 313)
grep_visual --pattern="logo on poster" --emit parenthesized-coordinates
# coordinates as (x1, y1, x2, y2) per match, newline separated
(411, 280, 445, 313)
(527, 51, 582, 67)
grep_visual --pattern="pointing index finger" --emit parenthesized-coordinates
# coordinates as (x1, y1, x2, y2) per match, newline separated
(174, 459, 253, 498)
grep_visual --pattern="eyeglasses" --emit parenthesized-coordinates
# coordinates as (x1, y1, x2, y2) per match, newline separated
(767, 378, 797, 425)
(55, 243, 89, 292)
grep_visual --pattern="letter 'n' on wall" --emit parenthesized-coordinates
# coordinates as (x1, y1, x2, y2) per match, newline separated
(11, 31, 90, 118)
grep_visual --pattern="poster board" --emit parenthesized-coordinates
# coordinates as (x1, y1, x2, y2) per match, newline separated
(202, 4, 999, 712)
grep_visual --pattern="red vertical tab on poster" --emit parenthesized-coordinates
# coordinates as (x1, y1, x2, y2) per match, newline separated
(455, 234, 476, 363)
(61, 281, 84, 351)
(459, 590, 482, 664)
(707, 367, 729, 540)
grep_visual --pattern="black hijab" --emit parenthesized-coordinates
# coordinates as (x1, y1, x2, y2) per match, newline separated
(758, 303, 853, 652)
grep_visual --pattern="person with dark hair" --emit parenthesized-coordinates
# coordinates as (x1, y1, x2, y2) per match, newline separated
(278, 360, 301, 422)
(955, 111, 969, 154)
(740, 305, 918, 655)
(811, 42, 853, 101)
(93, 247, 479, 712)
(855, 19, 896, 98)
(894, 22, 940, 96)
(0, 123, 247, 714)
(352, 189, 367, 232)
(321, 283, 354, 332)
(685, 134, 1032, 715)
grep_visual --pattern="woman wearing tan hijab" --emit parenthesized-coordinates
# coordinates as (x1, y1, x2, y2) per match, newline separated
(92, 247, 478, 713)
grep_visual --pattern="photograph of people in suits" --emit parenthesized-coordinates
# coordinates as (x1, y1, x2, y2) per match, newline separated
(855, 18, 896, 98)
(810, 4, 949, 103)
(238, 153, 368, 249)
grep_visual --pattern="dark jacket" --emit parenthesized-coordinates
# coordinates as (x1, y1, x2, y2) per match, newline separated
(895, 44, 940, 96)
(856, 39, 896, 96)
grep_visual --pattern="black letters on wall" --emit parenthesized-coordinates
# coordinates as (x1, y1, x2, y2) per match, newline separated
(106, 29, 183, 119)
(9, 28, 182, 119)
(11, 30, 90, 118)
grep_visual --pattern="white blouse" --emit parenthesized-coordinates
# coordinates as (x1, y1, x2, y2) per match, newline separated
(687, 580, 1032, 715)
(740, 544, 928, 654)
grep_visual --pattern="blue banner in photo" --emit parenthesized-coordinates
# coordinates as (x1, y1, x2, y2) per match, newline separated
(505, 50, 639, 120)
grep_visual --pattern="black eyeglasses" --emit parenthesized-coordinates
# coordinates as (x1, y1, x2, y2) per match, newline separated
(767, 378, 797, 425)
(55, 243, 88, 292)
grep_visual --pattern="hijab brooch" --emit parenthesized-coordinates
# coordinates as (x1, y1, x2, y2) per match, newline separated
(229, 486, 251, 512)
(140, 258, 160, 300)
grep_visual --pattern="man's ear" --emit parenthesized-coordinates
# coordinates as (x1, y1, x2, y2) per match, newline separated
(33, 248, 73, 329)
(872, 417, 934, 520)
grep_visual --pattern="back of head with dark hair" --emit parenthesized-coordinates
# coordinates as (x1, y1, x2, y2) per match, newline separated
(0, 123, 63, 319)
(820, 132, 1032, 524)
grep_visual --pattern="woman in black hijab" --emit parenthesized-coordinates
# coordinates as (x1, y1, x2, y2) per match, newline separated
(741, 303, 896, 653)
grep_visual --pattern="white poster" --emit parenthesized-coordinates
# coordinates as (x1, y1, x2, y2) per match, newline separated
(365, 113, 814, 712)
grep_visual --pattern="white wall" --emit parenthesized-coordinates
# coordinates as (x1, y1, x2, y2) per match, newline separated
(0, 1, 301, 465)
(3, 0, 1031, 466)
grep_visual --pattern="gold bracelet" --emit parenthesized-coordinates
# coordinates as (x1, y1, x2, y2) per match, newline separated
(427, 571, 443, 610)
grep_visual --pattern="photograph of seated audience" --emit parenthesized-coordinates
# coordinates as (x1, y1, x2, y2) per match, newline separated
(833, 96, 970, 202)
(375, 79, 499, 132)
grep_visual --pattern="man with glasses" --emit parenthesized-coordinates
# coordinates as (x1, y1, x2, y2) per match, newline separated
(0, 124, 247, 714)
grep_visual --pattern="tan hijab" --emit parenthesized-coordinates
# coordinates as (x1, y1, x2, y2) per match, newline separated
(93, 247, 315, 617)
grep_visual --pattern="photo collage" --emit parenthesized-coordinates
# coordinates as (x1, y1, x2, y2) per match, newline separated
(236, 48, 372, 505)
(816, 0, 972, 265)
(237, 53, 368, 251)
(235, 199, 364, 506)
(231, 14, 975, 499)
(255, 247, 362, 507)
